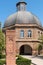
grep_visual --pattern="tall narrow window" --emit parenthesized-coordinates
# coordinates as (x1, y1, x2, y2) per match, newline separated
(28, 30, 32, 37)
(20, 30, 24, 38)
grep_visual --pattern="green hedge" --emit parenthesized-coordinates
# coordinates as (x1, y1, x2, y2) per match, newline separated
(16, 55, 31, 65)
(0, 59, 6, 65)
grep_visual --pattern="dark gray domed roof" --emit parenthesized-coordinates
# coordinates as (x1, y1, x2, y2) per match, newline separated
(4, 11, 41, 27)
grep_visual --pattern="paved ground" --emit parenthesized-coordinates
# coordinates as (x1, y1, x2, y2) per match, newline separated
(21, 55, 43, 65)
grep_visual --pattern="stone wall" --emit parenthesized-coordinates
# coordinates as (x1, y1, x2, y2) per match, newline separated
(6, 30, 16, 65)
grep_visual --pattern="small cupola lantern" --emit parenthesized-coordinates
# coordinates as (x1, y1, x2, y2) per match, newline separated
(16, 0, 27, 11)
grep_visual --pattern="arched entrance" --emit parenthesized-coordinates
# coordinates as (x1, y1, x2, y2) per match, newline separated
(20, 45, 32, 55)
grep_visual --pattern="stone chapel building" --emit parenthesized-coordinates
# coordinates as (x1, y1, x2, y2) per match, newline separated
(3, 0, 43, 55)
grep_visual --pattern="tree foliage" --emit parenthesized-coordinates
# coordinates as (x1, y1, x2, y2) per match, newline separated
(39, 34, 43, 49)
(38, 34, 43, 55)
(0, 22, 5, 55)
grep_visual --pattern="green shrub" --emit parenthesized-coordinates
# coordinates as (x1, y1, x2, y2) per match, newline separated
(16, 55, 31, 65)
(0, 59, 6, 65)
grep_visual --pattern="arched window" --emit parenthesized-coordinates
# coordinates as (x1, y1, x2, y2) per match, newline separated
(28, 30, 32, 37)
(20, 30, 24, 38)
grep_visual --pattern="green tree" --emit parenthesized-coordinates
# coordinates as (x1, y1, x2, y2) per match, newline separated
(38, 34, 43, 55)
(0, 22, 5, 58)
(39, 34, 43, 49)
(38, 44, 42, 55)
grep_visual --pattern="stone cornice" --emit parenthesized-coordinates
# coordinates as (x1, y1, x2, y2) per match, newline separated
(16, 39, 41, 43)
(3, 24, 43, 32)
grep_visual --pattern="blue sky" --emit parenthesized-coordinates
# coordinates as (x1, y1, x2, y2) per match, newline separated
(0, 0, 43, 27)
